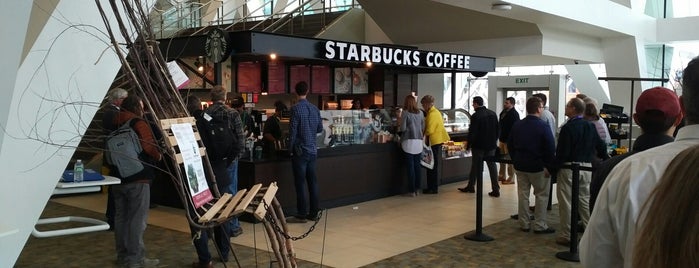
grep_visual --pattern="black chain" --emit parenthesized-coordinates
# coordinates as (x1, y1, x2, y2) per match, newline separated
(261, 199, 322, 241)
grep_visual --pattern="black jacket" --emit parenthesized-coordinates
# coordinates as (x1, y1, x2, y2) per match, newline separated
(467, 106, 499, 150)
(499, 108, 520, 142)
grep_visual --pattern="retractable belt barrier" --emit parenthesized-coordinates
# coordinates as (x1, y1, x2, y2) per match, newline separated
(473, 156, 591, 263)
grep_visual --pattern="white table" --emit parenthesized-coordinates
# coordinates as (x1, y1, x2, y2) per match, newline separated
(32, 176, 121, 238)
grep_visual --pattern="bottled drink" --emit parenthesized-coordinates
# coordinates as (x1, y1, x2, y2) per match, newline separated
(73, 159, 84, 183)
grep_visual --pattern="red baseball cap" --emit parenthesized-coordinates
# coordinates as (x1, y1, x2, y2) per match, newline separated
(635, 87, 682, 119)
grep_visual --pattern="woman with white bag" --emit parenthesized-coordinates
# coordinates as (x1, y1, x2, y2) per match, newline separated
(399, 95, 425, 196)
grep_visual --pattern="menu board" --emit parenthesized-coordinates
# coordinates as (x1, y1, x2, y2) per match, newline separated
(237, 61, 261, 93)
(351, 68, 369, 94)
(267, 61, 286, 94)
(289, 65, 310, 92)
(333, 67, 351, 94)
(311, 65, 330, 94)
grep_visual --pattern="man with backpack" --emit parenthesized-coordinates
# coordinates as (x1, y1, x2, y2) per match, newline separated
(110, 95, 162, 268)
(203, 86, 245, 239)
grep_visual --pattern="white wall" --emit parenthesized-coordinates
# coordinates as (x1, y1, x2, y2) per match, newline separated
(0, 1, 134, 266)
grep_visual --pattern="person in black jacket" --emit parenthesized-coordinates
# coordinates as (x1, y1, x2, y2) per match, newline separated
(554, 97, 609, 246)
(498, 97, 520, 184)
(458, 96, 500, 197)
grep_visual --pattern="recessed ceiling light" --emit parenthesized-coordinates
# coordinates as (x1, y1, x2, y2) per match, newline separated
(492, 3, 512, 11)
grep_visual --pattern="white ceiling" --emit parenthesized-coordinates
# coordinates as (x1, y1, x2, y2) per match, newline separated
(357, 0, 639, 67)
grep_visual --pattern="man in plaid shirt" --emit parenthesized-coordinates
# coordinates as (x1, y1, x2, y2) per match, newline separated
(191, 85, 244, 267)
(287, 81, 323, 223)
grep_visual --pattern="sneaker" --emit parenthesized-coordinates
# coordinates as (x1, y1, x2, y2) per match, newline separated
(285, 216, 307, 223)
(488, 191, 500, 197)
(230, 227, 243, 237)
(534, 227, 556, 234)
(501, 180, 515, 185)
(498, 175, 505, 181)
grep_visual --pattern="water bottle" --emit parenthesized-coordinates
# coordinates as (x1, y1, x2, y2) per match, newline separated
(73, 159, 84, 183)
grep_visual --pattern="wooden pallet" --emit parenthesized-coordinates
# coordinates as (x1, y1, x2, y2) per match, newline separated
(158, 117, 279, 224)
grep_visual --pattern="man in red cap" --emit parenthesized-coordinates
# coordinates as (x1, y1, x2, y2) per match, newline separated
(589, 86, 683, 211)
(580, 57, 697, 268)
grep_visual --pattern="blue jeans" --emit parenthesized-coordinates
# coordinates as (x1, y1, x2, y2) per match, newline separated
(226, 159, 240, 231)
(190, 162, 231, 263)
(405, 152, 421, 193)
(291, 153, 319, 217)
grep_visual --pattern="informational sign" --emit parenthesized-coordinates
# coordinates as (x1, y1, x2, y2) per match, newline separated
(324, 40, 474, 70)
(267, 60, 286, 94)
(171, 123, 213, 208)
(166, 61, 190, 89)
(238, 61, 261, 93)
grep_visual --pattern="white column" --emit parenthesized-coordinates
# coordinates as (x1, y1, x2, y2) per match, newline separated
(0, 1, 135, 266)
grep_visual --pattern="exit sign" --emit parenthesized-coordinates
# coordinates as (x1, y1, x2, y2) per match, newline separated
(515, 78, 529, 83)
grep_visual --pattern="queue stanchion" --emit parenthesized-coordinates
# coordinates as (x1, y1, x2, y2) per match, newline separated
(464, 156, 494, 242)
(556, 162, 580, 262)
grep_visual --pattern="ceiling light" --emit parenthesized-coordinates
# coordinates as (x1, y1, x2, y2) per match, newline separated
(491, 3, 512, 11)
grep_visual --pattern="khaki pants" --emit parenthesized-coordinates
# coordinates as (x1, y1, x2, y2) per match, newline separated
(556, 162, 592, 239)
(516, 170, 551, 231)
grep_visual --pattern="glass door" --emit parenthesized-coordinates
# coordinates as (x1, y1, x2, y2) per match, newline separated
(504, 89, 549, 119)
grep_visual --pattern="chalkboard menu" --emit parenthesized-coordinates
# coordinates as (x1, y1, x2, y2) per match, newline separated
(289, 65, 310, 92)
(311, 65, 330, 94)
(237, 61, 261, 93)
(267, 61, 286, 94)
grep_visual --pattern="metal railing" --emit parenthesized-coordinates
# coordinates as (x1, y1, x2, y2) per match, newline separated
(153, 0, 360, 38)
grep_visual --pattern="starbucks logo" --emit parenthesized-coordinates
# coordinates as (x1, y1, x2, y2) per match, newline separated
(205, 28, 230, 63)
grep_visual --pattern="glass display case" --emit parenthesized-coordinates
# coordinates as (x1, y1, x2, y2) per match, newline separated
(440, 108, 471, 140)
(319, 109, 395, 148)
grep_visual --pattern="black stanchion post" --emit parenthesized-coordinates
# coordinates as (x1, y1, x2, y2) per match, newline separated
(556, 162, 580, 262)
(464, 156, 494, 242)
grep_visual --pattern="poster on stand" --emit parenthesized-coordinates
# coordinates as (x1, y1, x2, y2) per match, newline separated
(171, 123, 213, 208)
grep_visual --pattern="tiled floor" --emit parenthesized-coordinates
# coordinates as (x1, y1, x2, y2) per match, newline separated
(53, 172, 560, 268)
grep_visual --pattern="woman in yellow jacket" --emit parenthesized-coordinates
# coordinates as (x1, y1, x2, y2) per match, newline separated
(420, 95, 450, 194)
